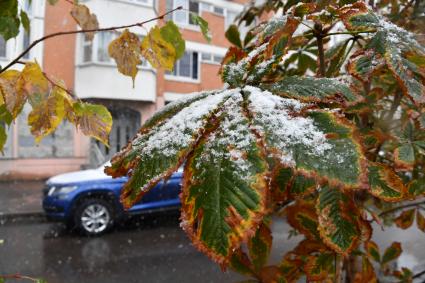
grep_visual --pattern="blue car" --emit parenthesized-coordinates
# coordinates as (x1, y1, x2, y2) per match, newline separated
(43, 163, 182, 235)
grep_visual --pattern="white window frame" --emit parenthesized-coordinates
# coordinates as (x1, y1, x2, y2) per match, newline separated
(79, 32, 150, 68)
(0, 36, 7, 59)
(112, 0, 154, 7)
(172, 0, 201, 30)
(165, 50, 200, 82)
(201, 52, 222, 65)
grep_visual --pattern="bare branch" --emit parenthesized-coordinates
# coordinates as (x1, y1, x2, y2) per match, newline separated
(0, 6, 183, 74)
(379, 200, 425, 217)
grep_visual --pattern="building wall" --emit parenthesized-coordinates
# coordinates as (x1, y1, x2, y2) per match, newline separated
(0, 0, 249, 180)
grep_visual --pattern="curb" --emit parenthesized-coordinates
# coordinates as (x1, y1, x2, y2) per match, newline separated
(0, 211, 47, 225)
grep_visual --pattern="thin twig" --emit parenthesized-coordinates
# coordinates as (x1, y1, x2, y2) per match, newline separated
(42, 71, 77, 99)
(324, 30, 376, 37)
(0, 6, 183, 74)
(379, 200, 425, 217)
(0, 274, 40, 282)
(413, 269, 425, 279)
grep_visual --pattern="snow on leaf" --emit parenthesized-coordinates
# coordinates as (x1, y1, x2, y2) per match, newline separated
(141, 26, 176, 71)
(261, 76, 359, 105)
(108, 29, 142, 86)
(339, 2, 425, 105)
(245, 86, 366, 189)
(70, 4, 99, 40)
(111, 90, 233, 208)
(181, 92, 268, 266)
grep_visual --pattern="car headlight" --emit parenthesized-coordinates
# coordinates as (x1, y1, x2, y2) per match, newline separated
(48, 185, 78, 196)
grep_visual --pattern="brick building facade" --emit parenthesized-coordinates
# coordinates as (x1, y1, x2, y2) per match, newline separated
(0, 0, 248, 179)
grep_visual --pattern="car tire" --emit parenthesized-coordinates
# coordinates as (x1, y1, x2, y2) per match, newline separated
(74, 198, 115, 236)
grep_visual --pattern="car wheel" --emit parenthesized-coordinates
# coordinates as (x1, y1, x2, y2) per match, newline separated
(74, 199, 115, 236)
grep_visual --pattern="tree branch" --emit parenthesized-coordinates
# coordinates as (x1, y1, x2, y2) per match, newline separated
(379, 200, 425, 217)
(314, 22, 326, 77)
(0, 6, 183, 74)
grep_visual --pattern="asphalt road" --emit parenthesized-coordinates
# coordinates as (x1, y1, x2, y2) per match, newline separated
(1, 212, 425, 283)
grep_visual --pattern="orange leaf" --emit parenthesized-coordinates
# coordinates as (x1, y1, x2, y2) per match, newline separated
(394, 209, 415, 229)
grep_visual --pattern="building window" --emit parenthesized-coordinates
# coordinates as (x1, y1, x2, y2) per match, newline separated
(22, 31, 30, 59)
(173, 0, 199, 26)
(226, 10, 238, 29)
(201, 52, 223, 65)
(213, 6, 224, 16)
(97, 32, 114, 62)
(167, 51, 199, 80)
(82, 34, 93, 62)
(0, 36, 6, 58)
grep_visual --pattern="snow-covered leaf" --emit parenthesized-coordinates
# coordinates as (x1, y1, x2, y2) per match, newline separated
(181, 93, 268, 265)
(262, 76, 359, 105)
(339, 2, 425, 105)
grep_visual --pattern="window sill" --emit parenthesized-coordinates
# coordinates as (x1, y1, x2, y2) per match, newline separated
(113, 0, 154, 8)
(77, 61, 153, 70)
(176, 23, 201, 32)
(164, 75, 200, 84)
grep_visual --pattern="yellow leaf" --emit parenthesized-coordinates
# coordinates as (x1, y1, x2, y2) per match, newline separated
(70, 4, 99, 40)
(28, 86, 69, 143)
(0, 70, 22, 118)
(16, 62, 50, 105)
(141, 26, 176, 71)
(71, 102, 112, 145)
(108, 29, 142, 86)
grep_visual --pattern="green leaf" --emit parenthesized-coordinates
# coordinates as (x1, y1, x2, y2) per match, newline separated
(381, 242, 402, 265)
(190, 14, 211, 43)
(71, 102, 112, 145)
(160, 21, 185, 60)
(229, 249, 255, 276)
(365, 241, 380, 263)
(408, 178, 425, 197)
(248, 222, 272, 271)
(47, 0, 59, 4)
(347, 50, 384, 83)
(317, 186, 361, 255)
(107, 90, 231, 208)
(225, 24, 242, 48)
(181, 93, 268, 265)
(394, 209, 415, 229)
(285, 201, 320, 240)
(0, 124, 7, 153)
(0, 104, 13, 125)
(141, 26, 176, 71)
(304, 252, 335, 281)
(394, 143, 415, 169)
(368, 163, 405, 202)
(20, 10, 30, 33)
(325, 39, 350, 77)
(246, 87, 366, 189)
(0, 0, 20, 40)
(108, 29, 142, 85)
(261, 76, 359, 105)
(290, 174, 316, 197)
